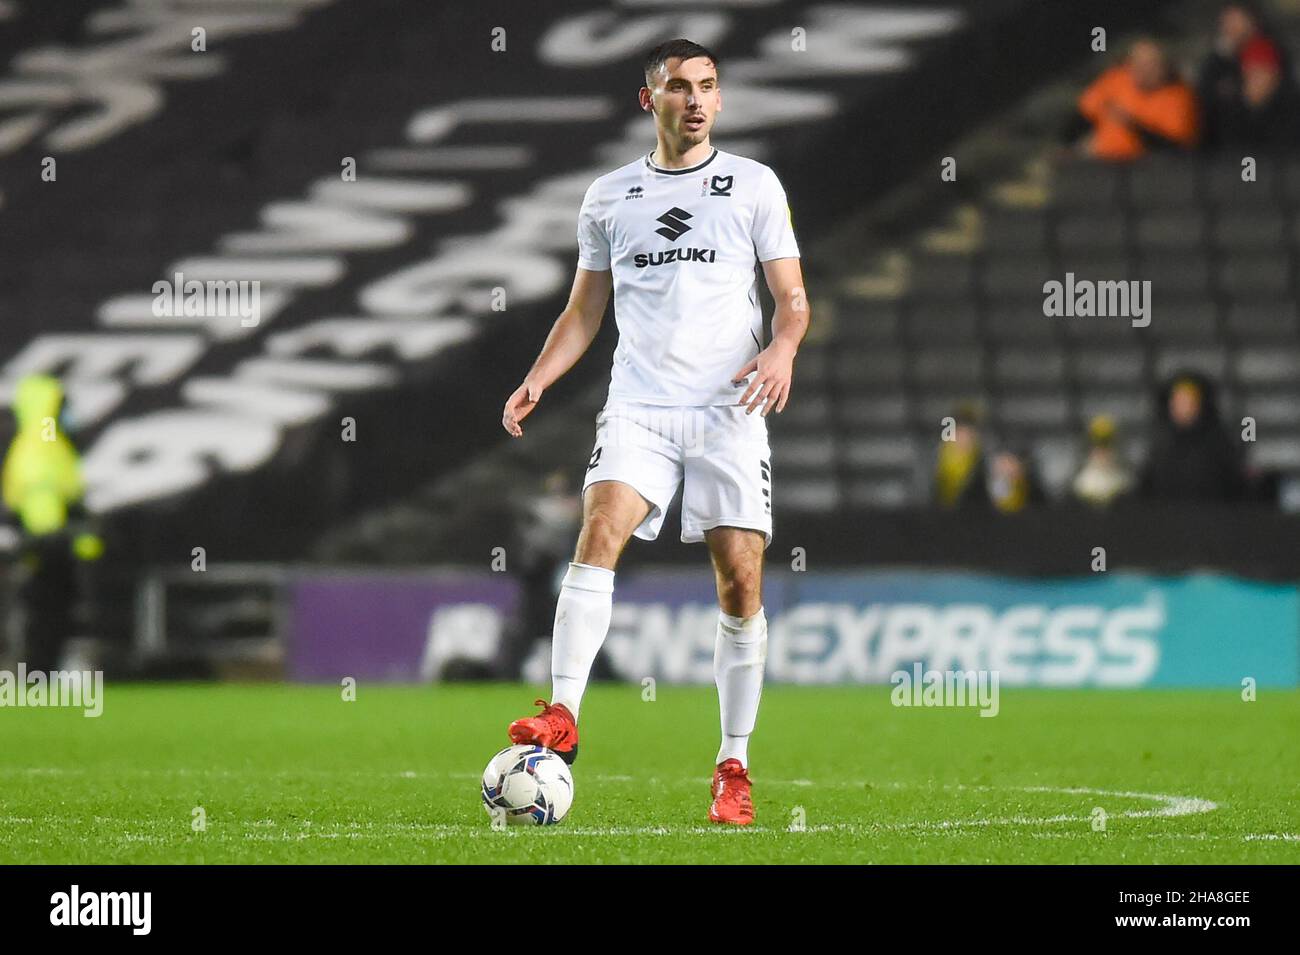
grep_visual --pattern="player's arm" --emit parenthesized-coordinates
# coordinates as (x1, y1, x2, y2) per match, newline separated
(502, 266, 613, 437)
(733, 256, 810, 416)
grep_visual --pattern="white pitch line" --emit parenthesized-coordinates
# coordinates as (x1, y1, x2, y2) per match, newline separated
(0, 773, 1225, 841)
(1012, 785, 1218, 819)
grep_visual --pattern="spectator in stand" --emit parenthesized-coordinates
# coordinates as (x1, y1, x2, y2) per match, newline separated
(934, 402, 988, 509)
(988, 446, 1045, 514)
(1067, 38, 1200, 160)
(1198, 2, 1300, 151)
(1072, 415, 1134, 508)
(1139, 373, 1245, 502)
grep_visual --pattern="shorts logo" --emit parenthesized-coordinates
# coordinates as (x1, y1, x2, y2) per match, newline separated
(760, 459, 771, 513)
(587, 446, 603, 471)
(709, 175, 734, 197)
(654, 207, 694, 241)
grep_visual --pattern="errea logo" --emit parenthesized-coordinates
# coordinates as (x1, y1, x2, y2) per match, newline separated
(625, 185, 644, 200)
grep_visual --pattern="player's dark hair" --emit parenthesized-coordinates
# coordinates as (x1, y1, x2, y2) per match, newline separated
(643, 39, 719, 88)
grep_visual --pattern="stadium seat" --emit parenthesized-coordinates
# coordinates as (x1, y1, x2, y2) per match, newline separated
(982, 209, 1050, 252)
(1240, 391, 1300, 427)
(1223, 301, 1297, 340)
(792, 346, 830, 385)
(839, 395, 909, 428)
(994, 346, 1067, 387)
(984, 304, 1058, 342)
(1281, 159, 1300, 208)
(1056, 214, 1127, 253)
(1031, 435, 1081, 499)
(1133, 209, 1208, 252)
(841, 434, 920, 470)
(983, 255, 1055, 298)
(1154, 347, 1228, 380)
(1218, 254, 1293, 298)
(1203, 158, 1283, 207)
(909, 255, 978, 297)
(771, 435, 836, 470)
(995, 393, 1071, 430)
(775, 392, 831, 426)
(912, 348, 985, 388)
(1248, 437, 1300, 469)
(916, 395, 987, 428)
(1214, 210, 1286, 250)
(1050, 161, 1126, 210)
(1128, 160, 1199, 208)
(834, 301, 903, 342)
(1143, 251, 1213, 297)
(905, 301, 981, 344)
(1058, 314, 1141, 344)
(833, 347, 906, 389)
(1073, 348, 1146, 386)
(845, 477, 915, 508)
(1235, 347, 1300, 386)
(1144, 301, 1219, 342)
(780, 479, 842, 512)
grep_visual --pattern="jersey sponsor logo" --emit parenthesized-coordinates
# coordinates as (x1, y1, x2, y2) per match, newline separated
(708, 174, 734, 197)
(633, 248, 718, 267)
(638, 206, 718, 266)
(653, 206, 694, 241)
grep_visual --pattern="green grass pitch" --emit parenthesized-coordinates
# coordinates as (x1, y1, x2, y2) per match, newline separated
(0, 683, 1296, 864)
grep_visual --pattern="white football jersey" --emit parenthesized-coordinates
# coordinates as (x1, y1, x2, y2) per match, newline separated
(576, 146, 800, 406)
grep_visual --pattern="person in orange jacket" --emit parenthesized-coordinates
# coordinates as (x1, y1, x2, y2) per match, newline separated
(1070, 39, 1200, 160)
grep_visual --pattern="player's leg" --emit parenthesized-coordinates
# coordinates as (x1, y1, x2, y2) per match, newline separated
(707, 527, 768, 769)
(571, 478, 651, 570)
(680, 403, 773, 824)
(509, 402, 684, 764)
(705, 525, 767, 825)
(550, 478, 651, 713)
(508, 480, 648, 763)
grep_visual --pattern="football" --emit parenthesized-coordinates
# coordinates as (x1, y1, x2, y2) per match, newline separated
(480, 744, 575, 826)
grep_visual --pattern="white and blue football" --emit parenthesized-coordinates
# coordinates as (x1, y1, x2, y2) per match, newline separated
(481, 744, 574, 826)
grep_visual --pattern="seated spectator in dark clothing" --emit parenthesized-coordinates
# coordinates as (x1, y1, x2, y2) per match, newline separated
(1139, 373, 1245, 501)
(934, 403, 987, 509)
(1198, 2, 1300, 151)
(1067, 39, 1200, 161)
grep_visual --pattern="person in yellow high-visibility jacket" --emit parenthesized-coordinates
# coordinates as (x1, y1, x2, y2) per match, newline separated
(3, 375, 84, 535)
(2, 375, 102, 669)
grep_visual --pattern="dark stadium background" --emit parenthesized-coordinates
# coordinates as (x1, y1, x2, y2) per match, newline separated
(0, 0, 1296, 690)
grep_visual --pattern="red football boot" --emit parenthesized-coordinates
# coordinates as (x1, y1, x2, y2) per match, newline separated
(708, 758, 754, 825)
(508, 698, 579, 765)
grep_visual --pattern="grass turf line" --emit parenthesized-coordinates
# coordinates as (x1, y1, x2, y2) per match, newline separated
(0, 684, 1296, 864)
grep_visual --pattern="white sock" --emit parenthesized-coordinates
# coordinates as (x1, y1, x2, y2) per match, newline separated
(549, 561, 615, 721)
(714, 606, 768, 769)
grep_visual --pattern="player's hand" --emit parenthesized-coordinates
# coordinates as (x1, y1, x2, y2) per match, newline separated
(502, 380, 543, 437)
(731, 338, 796, 416)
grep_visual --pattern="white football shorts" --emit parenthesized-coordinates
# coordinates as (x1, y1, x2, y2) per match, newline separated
(581, 398, 773, 547)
